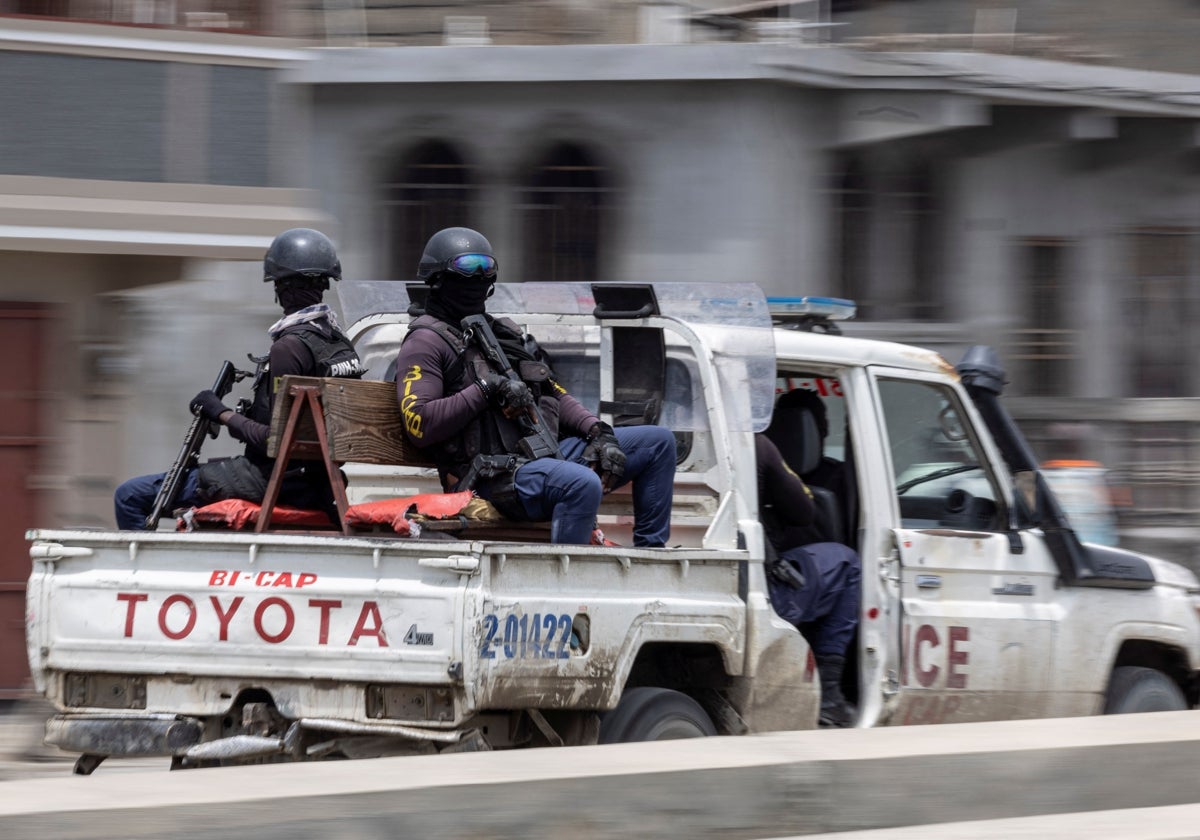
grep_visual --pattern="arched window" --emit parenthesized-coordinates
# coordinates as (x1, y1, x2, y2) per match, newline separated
(383, 140, 476, 280)
(520, 142, 609, 283)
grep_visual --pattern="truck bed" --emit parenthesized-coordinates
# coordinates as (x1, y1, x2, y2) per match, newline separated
(26, 529, 748, 726)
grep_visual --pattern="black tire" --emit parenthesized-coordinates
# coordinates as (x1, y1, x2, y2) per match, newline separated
(1103, 666, 1186, 714)
(598, 687, 717, 744)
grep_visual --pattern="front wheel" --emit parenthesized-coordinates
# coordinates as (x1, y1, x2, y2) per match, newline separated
(1103, 666, 1186, 714)
(598, 687, 717, 743)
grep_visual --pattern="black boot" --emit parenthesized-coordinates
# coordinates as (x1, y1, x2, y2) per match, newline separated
(816, 654, 853, 728)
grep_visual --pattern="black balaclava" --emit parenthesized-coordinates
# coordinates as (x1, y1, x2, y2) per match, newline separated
(276, 282, 324, 315)
(424, 274, 493, 325)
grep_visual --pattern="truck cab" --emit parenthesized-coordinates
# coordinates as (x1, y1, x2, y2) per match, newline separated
(767, 299, 1200, 726)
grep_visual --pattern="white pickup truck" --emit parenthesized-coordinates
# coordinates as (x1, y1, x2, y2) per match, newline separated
(25, 282, 1200, 774)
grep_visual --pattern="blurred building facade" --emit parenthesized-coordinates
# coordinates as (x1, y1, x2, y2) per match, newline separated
(2, 1, 1200, 691)
(290, 38, 1200, 568)
(0, 11, 329, 693)
(7, 1, 1200, 72)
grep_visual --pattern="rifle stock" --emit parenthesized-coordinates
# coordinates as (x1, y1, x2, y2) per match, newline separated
(461, 315, 562, 462)
(143, 360, 247, 530)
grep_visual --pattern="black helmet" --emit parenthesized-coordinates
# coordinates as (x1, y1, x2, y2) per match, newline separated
(416, 227, 497, 285)
(263, 228, 341, 286)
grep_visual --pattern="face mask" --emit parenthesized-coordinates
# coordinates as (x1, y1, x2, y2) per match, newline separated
(276, 284, 323, 314)
(453, 281, 492, 315)
(429, 278, 492, 321)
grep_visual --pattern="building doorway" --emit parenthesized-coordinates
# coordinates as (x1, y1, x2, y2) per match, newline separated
(0, 303, 53, 695)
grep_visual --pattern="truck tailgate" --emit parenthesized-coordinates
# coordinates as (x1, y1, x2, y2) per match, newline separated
(26, 529, 469, 688)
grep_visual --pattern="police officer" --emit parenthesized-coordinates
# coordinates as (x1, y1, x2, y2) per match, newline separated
(113, 228, 365, 529)
(393, 226, 677, 546)
(756, 431, 861, 728)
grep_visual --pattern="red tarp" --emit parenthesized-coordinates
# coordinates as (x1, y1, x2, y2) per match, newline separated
(183, 499, 334, 531)
(343, 491, 475, 535)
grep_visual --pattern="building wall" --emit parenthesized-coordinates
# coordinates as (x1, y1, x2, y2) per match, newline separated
(941, 137, 1198, 391)
(0, 18, 326, 541)
(11, 0, 1200, 74)
(308, 75, 835, 298)
(834, 0, 1200, 74)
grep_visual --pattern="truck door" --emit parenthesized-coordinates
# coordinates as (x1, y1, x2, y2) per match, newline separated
(872, 372, 1061, 725)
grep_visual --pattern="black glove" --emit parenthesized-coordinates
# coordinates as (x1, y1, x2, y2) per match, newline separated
(190, 390, 229, 424)
(583, 421, 626, 492)
(478, 373, 534, 416)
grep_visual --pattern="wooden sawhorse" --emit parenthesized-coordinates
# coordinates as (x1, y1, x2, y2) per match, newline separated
(255, 376, 431, 534)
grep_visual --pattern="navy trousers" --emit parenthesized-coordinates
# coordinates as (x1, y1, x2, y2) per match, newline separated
(113, 468, 202, 530)
(767, 542, 861, 659)
(511, 425, 677, 547)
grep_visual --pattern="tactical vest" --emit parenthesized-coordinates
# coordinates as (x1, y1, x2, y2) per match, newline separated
(403, 314, 560, 485)
(286, 322, 366, 380)
(205, 320, 366, 514)
(248, 321, 365, 428)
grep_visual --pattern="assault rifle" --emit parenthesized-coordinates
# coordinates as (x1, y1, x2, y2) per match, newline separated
(460, 314, 562, 462)
(143, 360, 251, 530)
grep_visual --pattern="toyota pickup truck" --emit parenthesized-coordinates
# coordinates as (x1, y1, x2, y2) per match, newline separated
(25, 281, 1200, 774)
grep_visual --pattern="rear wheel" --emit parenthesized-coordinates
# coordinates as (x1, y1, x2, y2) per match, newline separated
(1103, 666, 1186, 714)
(598, 687, 717, 743)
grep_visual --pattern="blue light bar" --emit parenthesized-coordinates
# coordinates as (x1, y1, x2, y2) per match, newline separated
(766, 296, 857, 321)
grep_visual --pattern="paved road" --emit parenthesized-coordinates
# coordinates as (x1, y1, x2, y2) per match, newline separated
(0, 699, 165, 780)
(0, 699, 66, 780)
(4, 702, 1200, 838)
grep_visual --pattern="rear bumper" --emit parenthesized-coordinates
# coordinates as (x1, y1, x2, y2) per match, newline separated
(45, 712, 471, 760)
(46, 713, 203, 757)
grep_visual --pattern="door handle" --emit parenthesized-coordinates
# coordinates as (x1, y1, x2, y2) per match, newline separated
(914, 574, 942, 589)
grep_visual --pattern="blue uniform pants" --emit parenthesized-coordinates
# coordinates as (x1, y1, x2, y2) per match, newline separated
(767, 542, 861, 659)
(114, 468, 202, 530)
(511, 425, 677, 547)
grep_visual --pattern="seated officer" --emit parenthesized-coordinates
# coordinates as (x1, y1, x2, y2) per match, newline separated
(114, 228, 364, 529)
(757, 415, 861, 728)
(392, 226, 677, 546)
(766, 387, 852, 537)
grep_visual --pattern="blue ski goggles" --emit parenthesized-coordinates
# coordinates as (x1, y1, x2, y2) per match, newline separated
(446, 253, 498, 278)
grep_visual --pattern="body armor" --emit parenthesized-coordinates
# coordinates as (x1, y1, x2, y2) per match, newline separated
(403, 314, 560, 499)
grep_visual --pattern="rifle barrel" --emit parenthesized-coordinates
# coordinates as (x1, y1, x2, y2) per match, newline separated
(142, 360, 243, 530)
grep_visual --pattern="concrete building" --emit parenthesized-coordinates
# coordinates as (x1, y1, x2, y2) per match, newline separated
(276, 0, 1200, 75)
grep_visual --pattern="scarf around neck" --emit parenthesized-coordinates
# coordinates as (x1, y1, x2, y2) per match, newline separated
(268, 303, 340, 339)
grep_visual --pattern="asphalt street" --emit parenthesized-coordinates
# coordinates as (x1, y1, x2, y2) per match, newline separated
(0, 699, 163, 780)
(2, 705, 1200, 838)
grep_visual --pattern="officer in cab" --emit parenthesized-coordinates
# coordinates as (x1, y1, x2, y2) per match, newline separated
(392, 226, 677, 546)
(758, 388, 862, 728)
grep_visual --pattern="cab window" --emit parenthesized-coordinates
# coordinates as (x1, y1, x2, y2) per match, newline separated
(877, 378, 1004, 531)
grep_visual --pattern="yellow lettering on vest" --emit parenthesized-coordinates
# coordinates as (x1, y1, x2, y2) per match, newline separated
(401, 365, 424, 438)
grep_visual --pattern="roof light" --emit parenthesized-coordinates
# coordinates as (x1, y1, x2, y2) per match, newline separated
(766, 296, 856, 333)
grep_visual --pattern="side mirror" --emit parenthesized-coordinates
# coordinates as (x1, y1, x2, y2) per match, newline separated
(1012, 469, 1040, 528)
